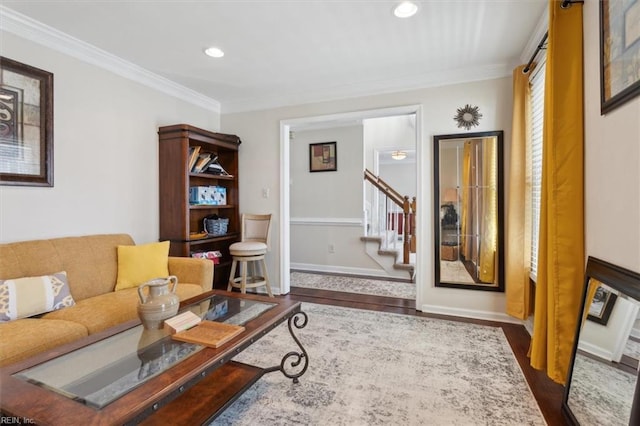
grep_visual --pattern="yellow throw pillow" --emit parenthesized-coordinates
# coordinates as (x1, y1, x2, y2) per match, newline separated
(115, 241, 170, 291)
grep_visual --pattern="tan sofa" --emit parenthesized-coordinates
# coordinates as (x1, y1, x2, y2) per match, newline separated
(0, 234, 213, 367)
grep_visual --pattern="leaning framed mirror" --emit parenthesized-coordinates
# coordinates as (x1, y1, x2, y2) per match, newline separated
(433, 131, 504, 291)
(563, 257, 640, 425)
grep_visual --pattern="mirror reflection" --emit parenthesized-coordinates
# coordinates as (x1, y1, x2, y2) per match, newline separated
(433, 131, 504, 291)
(563, 257, 640, 426)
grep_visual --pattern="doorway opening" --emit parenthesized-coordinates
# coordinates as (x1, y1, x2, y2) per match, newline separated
(279, 105, 422, 301)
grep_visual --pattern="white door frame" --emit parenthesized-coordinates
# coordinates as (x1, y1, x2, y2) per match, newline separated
(279, 104, 423, 296)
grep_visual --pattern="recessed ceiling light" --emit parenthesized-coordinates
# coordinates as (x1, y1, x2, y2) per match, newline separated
(393, 1, 418, 18)
(204, 47, 224, 58)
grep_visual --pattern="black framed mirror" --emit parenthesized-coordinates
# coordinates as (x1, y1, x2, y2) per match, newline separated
(563, 257, 640, 425)
(433, 130, 504, 291)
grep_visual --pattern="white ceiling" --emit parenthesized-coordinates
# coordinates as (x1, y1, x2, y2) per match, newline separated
(2, 0, 547, 114)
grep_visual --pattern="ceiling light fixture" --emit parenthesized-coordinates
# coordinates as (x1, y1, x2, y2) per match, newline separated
(391, 150, 407, 160)
(393, 1, 418, 18)
(204, 47, 224, 58)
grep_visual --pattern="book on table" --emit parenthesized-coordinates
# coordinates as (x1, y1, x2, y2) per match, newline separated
(171, 320, 245, 348)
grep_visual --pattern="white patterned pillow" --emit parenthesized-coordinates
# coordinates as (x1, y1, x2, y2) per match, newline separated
(0, 271, 76, 322)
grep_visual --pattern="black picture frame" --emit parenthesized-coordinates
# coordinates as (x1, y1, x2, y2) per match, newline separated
(309, 141, 337, 172)
(0, 57, 54, 187)
(600, 0, 640, 114)
(586, 285, 618, 325)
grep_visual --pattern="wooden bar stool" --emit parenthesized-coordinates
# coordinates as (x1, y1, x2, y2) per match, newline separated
(227, 213, 273, 297)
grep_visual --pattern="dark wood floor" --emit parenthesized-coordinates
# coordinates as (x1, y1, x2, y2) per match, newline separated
(285, 286, 568, 426)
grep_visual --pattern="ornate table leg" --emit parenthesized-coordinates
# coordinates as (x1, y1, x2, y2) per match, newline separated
(264, 311, 309, 383)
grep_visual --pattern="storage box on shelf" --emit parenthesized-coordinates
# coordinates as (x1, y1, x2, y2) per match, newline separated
(158, 124, 241, 289)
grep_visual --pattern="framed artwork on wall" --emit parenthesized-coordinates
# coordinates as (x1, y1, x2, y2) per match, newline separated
(0, 57, 54, 187)
(587, 285, 618, 325)
(600, 0, 640, 114)
(309, 141, 337, 172)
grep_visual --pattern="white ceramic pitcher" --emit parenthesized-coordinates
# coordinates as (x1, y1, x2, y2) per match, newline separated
(137, 276, 179, 329)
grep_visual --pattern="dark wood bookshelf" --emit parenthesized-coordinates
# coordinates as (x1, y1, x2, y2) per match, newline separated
(159, 124, 241, 290)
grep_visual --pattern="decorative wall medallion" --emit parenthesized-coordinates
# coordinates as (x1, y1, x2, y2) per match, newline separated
(453, 104, 482, 131)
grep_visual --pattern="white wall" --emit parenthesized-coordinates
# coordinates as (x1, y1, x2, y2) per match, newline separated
(577, 0, 640, 357)
(290, 125, 381, 273)
(223, 76, 513, 320)
(291, 125, 363, 218)
(580, 295, 639, 362)
(583, 0, 640, 271)
(366, 114, 417, 204)
(0, 32, 219, 245)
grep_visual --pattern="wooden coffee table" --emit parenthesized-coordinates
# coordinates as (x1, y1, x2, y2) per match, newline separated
(0, 291, 308, 425)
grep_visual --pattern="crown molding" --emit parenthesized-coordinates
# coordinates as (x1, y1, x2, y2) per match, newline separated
(221, 62, 513, 114)
(0, 6, 220, 113)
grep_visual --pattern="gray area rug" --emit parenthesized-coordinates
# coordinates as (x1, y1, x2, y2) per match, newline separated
(441, 260, 476, 284)
(291, 272, 415, 299)
(567, 353, 635, 426)
(624, 337, 640, 360)
(212, 303, 545, 425)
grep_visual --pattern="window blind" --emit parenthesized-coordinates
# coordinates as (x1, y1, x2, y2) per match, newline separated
(529, 58, 546, 282)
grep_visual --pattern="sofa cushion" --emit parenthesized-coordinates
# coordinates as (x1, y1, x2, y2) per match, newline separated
(0, 318, 88, 367)
(115, 241, 170, 291)
(0, 234, 135, 302)
(0, 272, 76, 322)
(43, 283, 204, 334)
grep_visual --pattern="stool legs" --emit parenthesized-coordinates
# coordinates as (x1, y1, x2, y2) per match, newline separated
(240, 259, 247, 294)
(227, 259, 239, 292)
(260, 258, 273, 297)
(227, 255, 273, 297)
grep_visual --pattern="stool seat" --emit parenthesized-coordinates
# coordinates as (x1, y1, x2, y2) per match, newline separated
(229, 241, 267, 256)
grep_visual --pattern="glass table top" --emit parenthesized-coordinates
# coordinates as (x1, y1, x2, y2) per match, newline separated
(14, 294, 276, 409)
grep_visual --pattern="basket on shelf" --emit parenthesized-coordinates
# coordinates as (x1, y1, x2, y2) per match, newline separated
(203, 216, 229, 236)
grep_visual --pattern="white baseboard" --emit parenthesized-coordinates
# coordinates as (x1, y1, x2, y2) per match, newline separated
(578, 340, 613, 362)
(419, 304, 525, 325)
(290, 262, 402, 279)
(524, 316, 534, 336)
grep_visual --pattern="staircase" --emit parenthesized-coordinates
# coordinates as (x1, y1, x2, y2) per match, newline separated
(360, 234, 416, 281)
(363, 169, 416, 281)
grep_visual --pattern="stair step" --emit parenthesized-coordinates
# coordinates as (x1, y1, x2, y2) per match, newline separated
(361, 234, 415, 281)
(360, 236, 382, 243)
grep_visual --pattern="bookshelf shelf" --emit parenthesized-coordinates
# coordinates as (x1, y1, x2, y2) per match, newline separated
(189, 204, 235, 210)
(159, 124, 241, 290)
(189, 173, 235, 180)
(185, 233, 239, 244)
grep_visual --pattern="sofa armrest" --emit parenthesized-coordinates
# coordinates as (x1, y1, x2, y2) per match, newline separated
(168, 257, 214, 292)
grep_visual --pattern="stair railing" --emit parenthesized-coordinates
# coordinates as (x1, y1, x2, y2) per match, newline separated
(364, 169, 416, 264)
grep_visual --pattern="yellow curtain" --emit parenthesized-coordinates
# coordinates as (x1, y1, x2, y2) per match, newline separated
(506, 65, 533, 319)
(530, 0, 584, 385)
(460, 143, 471, 256)
(478, 137, 497, 282)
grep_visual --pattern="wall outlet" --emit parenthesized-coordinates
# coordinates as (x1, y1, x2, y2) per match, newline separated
(328, 244, 335, 253)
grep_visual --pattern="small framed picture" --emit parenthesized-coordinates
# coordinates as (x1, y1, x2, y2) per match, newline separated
(587, 285, 618, 325)
(600, 0, 640, 114)
(309, 141, 337, 172)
